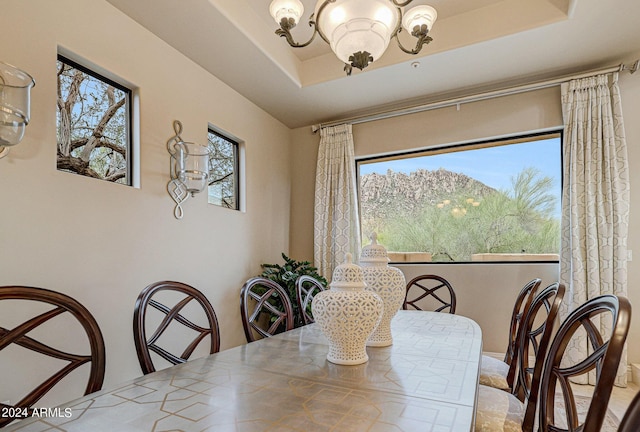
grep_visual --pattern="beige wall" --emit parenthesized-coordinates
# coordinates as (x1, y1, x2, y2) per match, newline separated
(0, 0, 291, 404)
(351, 86, 563, 158)
(289, 81, 640, 366)
(398, 263, 560, 353)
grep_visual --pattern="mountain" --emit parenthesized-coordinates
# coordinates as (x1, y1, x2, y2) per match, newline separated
(359, 168, 496, 222)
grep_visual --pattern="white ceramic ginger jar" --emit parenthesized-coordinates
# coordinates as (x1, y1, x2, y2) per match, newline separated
(360, 233, 406, 347)
(311, 253, 383, 365)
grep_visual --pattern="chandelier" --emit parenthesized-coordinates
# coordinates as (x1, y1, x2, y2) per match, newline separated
(269, 0, 437, 75)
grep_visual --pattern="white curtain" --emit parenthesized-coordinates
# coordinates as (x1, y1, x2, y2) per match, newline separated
(314, 124, 361, 281)
(559, 73, 630, 386)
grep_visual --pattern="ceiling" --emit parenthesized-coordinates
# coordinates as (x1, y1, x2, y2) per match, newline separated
(106, 0, 640, 129)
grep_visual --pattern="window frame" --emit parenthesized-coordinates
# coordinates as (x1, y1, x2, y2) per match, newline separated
(56, 54, 133, 185)
(355, 130, 563, 264)
(207, 127, 240, 211)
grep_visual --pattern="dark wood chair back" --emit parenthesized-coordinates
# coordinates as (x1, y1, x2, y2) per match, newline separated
(240, 277, 294, 342)
(504, 278, 543, 366)
(512, 283, 564, 408)
(295, 275, 326, 325)
(133, 281, 220, 374)
(0, 286, 105, 428)
(403, 274, 457, 313)
(618, 389, 640, 432)
(534, 294, 631, 432)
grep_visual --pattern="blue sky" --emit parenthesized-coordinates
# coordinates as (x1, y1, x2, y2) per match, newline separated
(359, 137, 562, 214)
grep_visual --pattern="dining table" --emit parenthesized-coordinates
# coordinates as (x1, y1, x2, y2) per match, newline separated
(6, 310, 483, 432)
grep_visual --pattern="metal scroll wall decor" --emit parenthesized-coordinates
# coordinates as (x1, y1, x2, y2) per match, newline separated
(167, 120, 210, 219)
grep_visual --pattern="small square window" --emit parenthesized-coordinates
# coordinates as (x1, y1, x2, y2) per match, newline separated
(207, 128, 239, 210)
(56, 55, 132, 185)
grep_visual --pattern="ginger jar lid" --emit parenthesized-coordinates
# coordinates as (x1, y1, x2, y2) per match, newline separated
(330, 253, 366, 290)
(359, 232, 390, 264)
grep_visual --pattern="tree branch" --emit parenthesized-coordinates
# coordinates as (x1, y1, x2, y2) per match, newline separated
(104, 169, 126, 183)
(79, 95, 125, 162)
(70, 138, 126, 157)
(57, 70, 86, 156)
(56, 156, 102, 179)
(208, 172, 232, 186)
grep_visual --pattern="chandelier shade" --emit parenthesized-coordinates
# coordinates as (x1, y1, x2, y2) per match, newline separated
(315, 0, 399, 68)
(269, 0, 305, 28)
(269, 0, 437, 75)
(402, 5, 437, 35)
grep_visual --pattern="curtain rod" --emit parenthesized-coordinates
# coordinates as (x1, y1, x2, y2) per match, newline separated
(311, 60, 639, 133)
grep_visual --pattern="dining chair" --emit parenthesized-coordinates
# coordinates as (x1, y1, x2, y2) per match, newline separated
(402, 274, 456, 313)
(479, 282, 564, 416)
(511, 283, 564, 403)
(476, 293, 631, 432)
(479, 278, 542, 390)
(240, 277, 294, 342)
(295, 275, 326, 325)
(0, 286, 105, 428)
(538, 294, 631, 432)
(475, 282, 563, 431)
(133, 281, 220, 374)
(618, 389, 640, 432)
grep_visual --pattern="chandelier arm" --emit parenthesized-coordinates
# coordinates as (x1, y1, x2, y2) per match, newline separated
(392, 7, 404, 37)
(391, 0, 416, 6)
(275, 25, 318, 48)
(395, 33, 432, 55)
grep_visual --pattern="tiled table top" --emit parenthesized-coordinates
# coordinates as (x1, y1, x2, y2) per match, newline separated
(7, 311, 482, 432)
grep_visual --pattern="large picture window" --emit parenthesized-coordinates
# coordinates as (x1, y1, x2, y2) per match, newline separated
(56, 55, 132, 185)
(357, 132, 562, 263)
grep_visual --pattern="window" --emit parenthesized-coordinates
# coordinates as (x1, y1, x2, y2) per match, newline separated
(56, 55, 132, 185)
(357, 132, 562, 263)
(207, 128, 239, 210)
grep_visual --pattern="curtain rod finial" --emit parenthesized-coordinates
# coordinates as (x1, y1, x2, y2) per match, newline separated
(620, 60, 639, 74)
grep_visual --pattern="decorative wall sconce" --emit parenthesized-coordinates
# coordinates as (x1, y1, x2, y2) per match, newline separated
(167, 120, 210, 219)
(0, 61, 36, 159)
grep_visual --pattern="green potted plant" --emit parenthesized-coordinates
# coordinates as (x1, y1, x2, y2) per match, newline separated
(260, 253, 328, 328)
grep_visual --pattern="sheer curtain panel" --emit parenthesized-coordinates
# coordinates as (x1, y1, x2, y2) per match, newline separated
(559, 73, 630, 386)
(314, 124, 361, 281)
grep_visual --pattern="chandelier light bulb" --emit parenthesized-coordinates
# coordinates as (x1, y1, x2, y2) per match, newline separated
(329, 6, 347, 24)
(374, 5, 395, 28)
